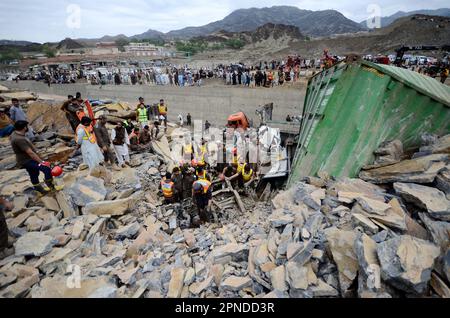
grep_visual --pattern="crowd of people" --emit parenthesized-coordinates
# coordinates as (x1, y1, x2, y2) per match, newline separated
(17, 54, 321, 89)
(218, 56, 319, 88)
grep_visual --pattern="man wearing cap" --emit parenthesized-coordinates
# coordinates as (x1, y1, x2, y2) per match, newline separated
(0, 108, 14, 138)
(192, 179, 212, 223)
(94, 115, 120, 171)
(10, 121, 62, 194)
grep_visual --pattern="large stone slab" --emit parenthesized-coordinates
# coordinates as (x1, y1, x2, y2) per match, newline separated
(394, 183, 450, 221)
(83, 192, 142, 216)
(324, 227, 358, 295)
(377, 235, 440, 294)
(14, 232, 57, 257)
(167, 268, 186, 298)
(66, 176, 107, 207)
(221, 276, 252, 292)
(212, 243, 249, 263)
(360, 154, 448, 184)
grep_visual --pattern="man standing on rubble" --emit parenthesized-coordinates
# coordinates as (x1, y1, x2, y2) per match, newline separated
(182, 136, 194, 162)
(76, 117, 104, 172)
(192, 179, 212, 224)
(111, 121, 131, 168)
(187, 113, 192, 126)
(158, 99, 168, 128)
(11, 121, 62, 194)
(160, 172, 175, 204)
(94, 115, 120, 171)
(129, 127, 140, 152)
(171, 167, 183, 202)
(61, 96, 82, 133)
(182, 167, 196, 200)
(136, 98, 148, 129)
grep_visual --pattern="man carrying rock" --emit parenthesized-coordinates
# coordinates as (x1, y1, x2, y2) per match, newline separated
(94, 115, 120, 171)
(11, 121, 62, 194)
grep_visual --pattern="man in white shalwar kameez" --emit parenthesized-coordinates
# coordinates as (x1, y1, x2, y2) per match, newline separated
(76, 117, 104, 172)
(111, 121, 130, 168)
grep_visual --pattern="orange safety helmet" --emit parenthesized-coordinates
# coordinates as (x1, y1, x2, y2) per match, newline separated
(51, 166, 63, 177)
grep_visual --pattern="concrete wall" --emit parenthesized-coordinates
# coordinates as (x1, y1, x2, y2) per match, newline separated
(4, 81, 305, 127)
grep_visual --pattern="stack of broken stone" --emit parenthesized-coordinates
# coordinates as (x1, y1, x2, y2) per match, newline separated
(259, 134, 449, 298)
(0, 133, 448, 298)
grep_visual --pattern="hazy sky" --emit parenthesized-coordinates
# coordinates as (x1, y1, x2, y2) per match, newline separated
(0, 0, 448, 42)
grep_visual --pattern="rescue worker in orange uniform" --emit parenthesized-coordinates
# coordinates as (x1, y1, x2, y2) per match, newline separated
(160, 172, 175, 204)
(195, 166, 211, 182)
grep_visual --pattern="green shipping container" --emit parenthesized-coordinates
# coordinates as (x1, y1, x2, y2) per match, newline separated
(288, 61, 450, 186)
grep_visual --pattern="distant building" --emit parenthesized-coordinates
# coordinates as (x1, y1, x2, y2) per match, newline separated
(89, 42, 120, 55)
(124, 42, 161, 57)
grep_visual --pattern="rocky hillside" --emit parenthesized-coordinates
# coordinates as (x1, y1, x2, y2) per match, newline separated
(194, 23, 306, 45)
(166, 6, 365, 39)
(56, 38, 84, 50)
(283, 14, 450, 57)
(360, 8, 450, 28)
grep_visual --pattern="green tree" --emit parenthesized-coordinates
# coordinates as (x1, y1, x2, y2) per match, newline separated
(115, 38, 130, 52)
(0, 47, 22, 63)
(225, 39, 245, 49)
(41, 44, 56, 58)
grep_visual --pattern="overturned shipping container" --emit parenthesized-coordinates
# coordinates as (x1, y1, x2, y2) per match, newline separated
(288, 61, 450, 186)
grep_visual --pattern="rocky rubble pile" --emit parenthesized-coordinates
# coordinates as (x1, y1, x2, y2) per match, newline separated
(0, 132, 449, 298)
